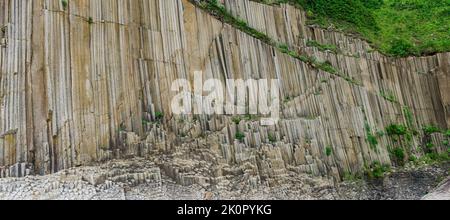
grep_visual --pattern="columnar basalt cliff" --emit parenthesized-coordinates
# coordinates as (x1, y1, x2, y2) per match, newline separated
(0, 0, 448, 185)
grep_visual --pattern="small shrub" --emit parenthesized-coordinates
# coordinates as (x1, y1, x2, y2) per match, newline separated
(365, 122, 379, 149)
(376, 130, 385, 137)
(231, 116, 242, 125)
(155, 111, 164, 121)
(268, 134, 276, 143)
(403, 107, 414, 128)
(315, 60, 338, 74)
(408, 155, 417, 162)
(278, 43, 290, 53)
(284, 96, 292, 103)
(325, 146, 333, 157)
(423, 125, 441, 135)
(367, 134, 378, 148)
(235, 132, 245, 142)
(61, 0, 68, 10)
(386, 124, 408, 136)
(391, 147, 405, 164)
(366, 161, 391, 179)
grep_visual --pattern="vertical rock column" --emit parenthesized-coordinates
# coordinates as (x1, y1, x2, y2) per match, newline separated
(0, 0, 190, 176)
(0, 0, 33, 177)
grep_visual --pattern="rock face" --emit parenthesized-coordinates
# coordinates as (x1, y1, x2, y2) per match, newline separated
(0, 0, 449, 185)
(0, 158, 447, 200)
(422, 178, 450, 200)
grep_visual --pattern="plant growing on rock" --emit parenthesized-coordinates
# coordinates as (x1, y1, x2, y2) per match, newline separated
(235, 132, 245, 142)
(380, 90, 398, 103)
(61, 0, 68, 10)
(306, 40, 339, 54)
(268, 134, 277, 143)
(386, 124, 408, 136)
(155, 111, 164, 121)
(343, 171, 362, 182)
(325, 146, 333, 157)
(257, 0, 450, 57)
(365, 122, 379, 150)
(390, 147, 405, 165)
(445, 130, 450, 137)
(365, 161, 391, 179)
(142, 119, 151, 125)
(231, 116, 242, 125)
(423, 125, 441, 135)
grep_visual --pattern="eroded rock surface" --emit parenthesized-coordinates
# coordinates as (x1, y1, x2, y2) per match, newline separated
(0, 0, 449, 199)
(0, 158, 447, 200)
(422, 177, 450, 200)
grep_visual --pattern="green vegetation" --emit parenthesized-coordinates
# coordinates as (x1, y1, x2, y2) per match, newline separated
(343, 172, 362, 182)
(306, 40, 339, 54)
(198, 0, 272, 44)
(383, 120, 450, 165)
(403, 107, 415, 128)
(408, 155, 417, 162)
(278, 43, 290, 53)
(380, 90, 398, 103)
(256, 0, 450, 57)
(88, 17, 94, 25)
(236, 132, 246, 141)
(284, 96, 292, 103)
(365, 161, 391, 179)
(386, 124, 408, 136)
(386, 123, 415, 144)
(364, 121, 379, 150)
(325, 146, 333, 157)
(142, 119, 151, 125)
(366, 132, 379, 149)
(418, 152, 450, 164)
(268, 134, 277, 143)
(423, 125, 441, 135)
(155, 111, 164, 121)
(390, 147, 405, 165)
(232, 116, 242, 125)
(61, 0, 68, 10)
(196, 0, 361, 84)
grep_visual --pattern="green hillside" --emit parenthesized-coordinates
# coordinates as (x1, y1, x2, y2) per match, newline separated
(258, 0, 450, 57)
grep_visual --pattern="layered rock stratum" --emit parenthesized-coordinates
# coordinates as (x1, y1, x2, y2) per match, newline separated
(0, 0, 449, 199)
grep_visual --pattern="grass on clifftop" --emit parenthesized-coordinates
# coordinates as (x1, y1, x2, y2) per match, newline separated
(196, 0, 355, 82)
(256, 0, 450, 57)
